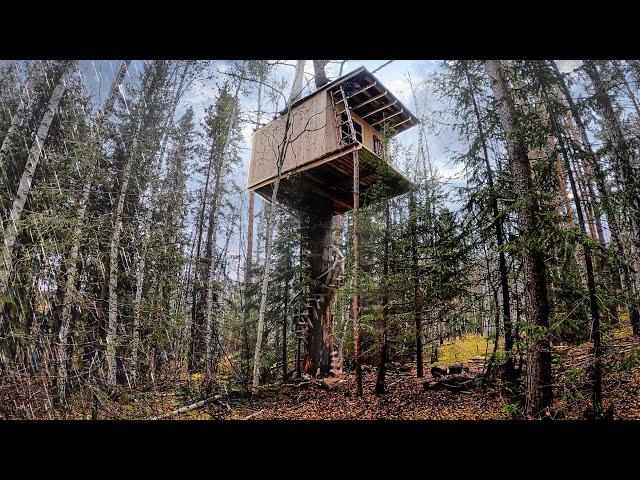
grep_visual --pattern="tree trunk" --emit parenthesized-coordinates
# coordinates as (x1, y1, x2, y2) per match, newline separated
(313, 60, 330, 88)
(288, 60, 306, 104)
(0, 72, 34, 173)
(409, 189, 423, 377)
(375, 199, 390, 394)
(554, 61, 640, 336)
(132, 63, 188, 384)
(106, 132, 138, 388)
(204, 81, 242, 375)
(485, 60, 552, 417)
(353, 148, 363, 396)
(57, 60, 129, 404)
(0, 61, 75, 295)
(463, 62, 514, 376)
(252, 105, 294, 387)
(536, 63, 603, 417)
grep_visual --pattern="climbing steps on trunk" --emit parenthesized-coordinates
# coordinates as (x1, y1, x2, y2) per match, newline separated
(293, 246, 346, 354)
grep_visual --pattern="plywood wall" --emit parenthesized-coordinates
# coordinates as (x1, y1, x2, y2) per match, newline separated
(248, 91, 330, 188)
(248, 90, 385, 189)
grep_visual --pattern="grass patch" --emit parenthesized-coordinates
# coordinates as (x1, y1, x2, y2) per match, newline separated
(430, 334, 504, 366)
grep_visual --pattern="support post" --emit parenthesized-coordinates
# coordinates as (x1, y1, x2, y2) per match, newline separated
(353, 149, 363, 396)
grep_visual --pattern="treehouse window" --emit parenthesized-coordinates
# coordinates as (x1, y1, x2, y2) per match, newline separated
(373, 136, 385, 157)
(340, 113, 362, 144)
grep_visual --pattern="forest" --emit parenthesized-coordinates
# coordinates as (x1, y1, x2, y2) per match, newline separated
(1, 59, 640, 420)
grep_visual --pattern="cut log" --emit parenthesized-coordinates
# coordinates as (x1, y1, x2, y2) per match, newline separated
(430, 366, 447, 378)
(423, 373, 476, 392)
(448, 363, 464, 374)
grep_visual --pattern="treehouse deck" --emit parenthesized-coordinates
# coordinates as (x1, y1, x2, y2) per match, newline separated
(250, 144, 412, 215)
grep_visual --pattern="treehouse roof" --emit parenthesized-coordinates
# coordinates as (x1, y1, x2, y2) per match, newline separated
(279, 66, 420, 136)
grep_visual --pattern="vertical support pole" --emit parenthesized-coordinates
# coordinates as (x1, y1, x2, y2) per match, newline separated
(296, 332, 302, 379)
(353, 149, 363, 396)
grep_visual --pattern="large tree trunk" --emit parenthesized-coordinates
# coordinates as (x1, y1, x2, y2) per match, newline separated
(299, 201, 335, 377)
(485, 60, 552, 417)
(0, 61, 75, 295)
(312, 60, 330, 88)
(288, 60, 306, 104)
(57, 60, 129, 404)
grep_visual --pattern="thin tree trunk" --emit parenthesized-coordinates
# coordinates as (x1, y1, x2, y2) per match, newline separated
(375, 198, 390, 394)
(252, 105, 294, 387)
(554, 61, 640, 335)
(463, 62, 514, 376)
(57, 60, 129, 404)
(0, 71, 34, 175)
(536, 64, 603, 417)
(0, 61, 75, 294)
(132, 63, 188, 385)
(353, 148, 363, 397)
(106, 131, 138, 388)
(409, 189, 423, 377)
(204, 81, 242, 375)
(485, 60, 552, 417)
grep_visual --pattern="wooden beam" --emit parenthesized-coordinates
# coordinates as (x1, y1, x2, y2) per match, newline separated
(351, 91, 388, 111)
(362, 101, 398, 120)
(371, 109, 404, 127)
(387, 117, 412, 130)
(333, 82, 377, 104)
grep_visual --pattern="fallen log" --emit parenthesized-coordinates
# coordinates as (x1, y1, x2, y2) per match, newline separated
(149, 395, 223, 420)
(423, 373, 476, 392)
(430, 366, 447, 378)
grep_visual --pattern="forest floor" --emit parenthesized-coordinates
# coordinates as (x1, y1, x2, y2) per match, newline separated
(9, 328, 640, 420)
(90, 327, 640, 421)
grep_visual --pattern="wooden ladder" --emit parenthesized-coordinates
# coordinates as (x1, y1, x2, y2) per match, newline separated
(331, 85, 357, 147)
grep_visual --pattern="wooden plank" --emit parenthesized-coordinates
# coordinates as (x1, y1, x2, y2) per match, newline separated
(362, 101, 398, 120)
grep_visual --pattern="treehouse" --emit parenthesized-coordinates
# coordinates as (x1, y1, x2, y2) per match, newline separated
(247, 66, 419, 216)
(247, 66, 420, 379)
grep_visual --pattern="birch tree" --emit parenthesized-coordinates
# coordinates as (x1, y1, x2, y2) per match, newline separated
(253, 59, 307, 387)
(56, 60, 130, 403)
(0, 60, 76, 296)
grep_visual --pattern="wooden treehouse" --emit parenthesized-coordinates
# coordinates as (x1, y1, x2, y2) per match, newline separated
(247, 66, 419, 378)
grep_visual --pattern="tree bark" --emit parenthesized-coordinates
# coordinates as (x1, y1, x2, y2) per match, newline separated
(536, 63, 603, 417)
(288, 60, 306, 104)
(0, 71, 34, 174)
(485, 60, 552, 417)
